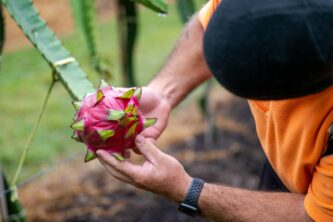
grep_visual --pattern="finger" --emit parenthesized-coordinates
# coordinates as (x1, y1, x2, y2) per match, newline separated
(135, 135, 161, 162)
(98, 158, 132, 183)
(141, 127, 161, 141)
(97, 150, 139, 179)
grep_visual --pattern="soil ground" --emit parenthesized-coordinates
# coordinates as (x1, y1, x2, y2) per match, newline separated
(20, 88, 266, 222)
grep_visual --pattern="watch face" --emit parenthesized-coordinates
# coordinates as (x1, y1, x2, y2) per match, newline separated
(178, 203, 199, 217)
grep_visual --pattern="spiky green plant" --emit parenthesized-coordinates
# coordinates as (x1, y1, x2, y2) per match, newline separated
(2, 0, 95, 100)
(0, 2, 4, 68)
(117, 0, 138, 86)
(0, 0, 96, 215)
(134, 0, 168, 14)
(70, 0, 168, 87)
(70, 0, 112, 80)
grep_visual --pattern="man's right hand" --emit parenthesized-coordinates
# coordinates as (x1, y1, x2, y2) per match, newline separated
(139, 86, 172, 141)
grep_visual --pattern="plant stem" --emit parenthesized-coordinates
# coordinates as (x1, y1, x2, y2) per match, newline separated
(10, 80, 56, 190)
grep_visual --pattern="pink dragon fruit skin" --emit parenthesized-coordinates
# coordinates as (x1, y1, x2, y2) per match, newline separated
(71, 80, 157, 162)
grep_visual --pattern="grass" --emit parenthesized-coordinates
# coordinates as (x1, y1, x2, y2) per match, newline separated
(0, 4, 184, 181)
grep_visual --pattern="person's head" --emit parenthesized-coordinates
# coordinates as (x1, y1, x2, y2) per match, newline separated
(204, 0, 333, 100)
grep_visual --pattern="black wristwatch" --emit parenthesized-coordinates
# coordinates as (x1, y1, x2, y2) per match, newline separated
(178, 178, 205, 217)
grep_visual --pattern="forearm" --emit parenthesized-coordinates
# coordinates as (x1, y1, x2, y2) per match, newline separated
(148, 14, 212, 109)
(96, 135, 314, 221)
(198, 183, 313, 222)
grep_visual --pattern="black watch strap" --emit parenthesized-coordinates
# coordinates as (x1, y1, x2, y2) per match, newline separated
(178, 178, 205, 217)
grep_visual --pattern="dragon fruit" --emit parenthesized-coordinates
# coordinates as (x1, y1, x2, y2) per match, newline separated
(71, 80, 157, 162)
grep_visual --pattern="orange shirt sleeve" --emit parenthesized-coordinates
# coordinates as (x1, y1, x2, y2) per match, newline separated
(198, 0, 221, 29)
(305, 155, 333, 221)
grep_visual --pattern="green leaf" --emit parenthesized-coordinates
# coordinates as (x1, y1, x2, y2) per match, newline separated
(85, 150, 96, 162)
(144, 118, 157, 128)
(108, 110, 125, 120)
(97, 129, 115, 141)
(133, 0, 168, 14)
(2, 0, 96, 100)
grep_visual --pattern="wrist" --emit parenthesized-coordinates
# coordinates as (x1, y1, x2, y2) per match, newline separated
(167, 173, 193, 203)
(147, 78, 181, 109)
(178, 177, 205, 217)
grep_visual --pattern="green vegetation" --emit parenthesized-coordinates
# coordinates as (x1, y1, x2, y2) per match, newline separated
(0, 5, 183, 181)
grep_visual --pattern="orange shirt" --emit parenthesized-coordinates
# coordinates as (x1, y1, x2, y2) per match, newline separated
(199, 1, 333, 221)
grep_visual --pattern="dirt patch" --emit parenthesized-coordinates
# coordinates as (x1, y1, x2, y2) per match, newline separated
(19, 88, 265, 222)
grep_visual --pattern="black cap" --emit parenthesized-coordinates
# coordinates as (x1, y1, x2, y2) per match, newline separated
(203, 0, 333, 100)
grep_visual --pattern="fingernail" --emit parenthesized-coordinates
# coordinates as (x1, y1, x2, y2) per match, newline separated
(136, 135, 144, 144)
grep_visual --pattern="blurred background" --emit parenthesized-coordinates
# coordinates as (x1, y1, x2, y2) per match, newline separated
(0, 0, 265, 221)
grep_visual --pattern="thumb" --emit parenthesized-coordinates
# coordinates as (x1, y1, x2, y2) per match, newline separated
(135, 135, 160, 161)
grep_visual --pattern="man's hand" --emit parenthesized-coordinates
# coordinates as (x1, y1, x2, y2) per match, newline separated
(96, 135, 192, 202)
(139, 87, 172, 141)
(111, 86, 172, 155)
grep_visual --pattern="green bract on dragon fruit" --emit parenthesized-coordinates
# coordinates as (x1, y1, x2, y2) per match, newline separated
(71, 80, 157, 162)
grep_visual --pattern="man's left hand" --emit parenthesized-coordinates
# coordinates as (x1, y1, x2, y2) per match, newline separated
(96, 135, 192, 202)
